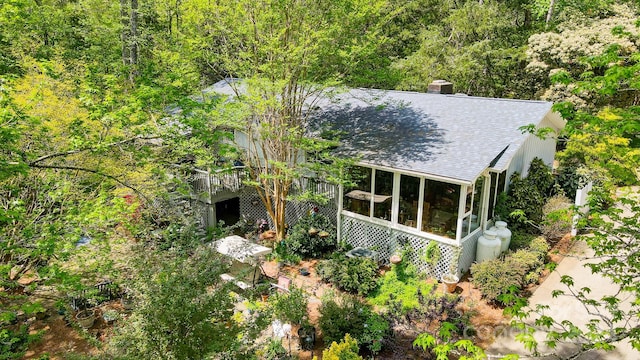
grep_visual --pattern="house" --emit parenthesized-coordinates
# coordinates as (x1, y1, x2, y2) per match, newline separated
(200, 79, 565, 278)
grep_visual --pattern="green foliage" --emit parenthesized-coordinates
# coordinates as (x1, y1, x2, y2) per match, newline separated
(269, 286, 308, 325)
(106, 246, 267, 359)
(541, 195, 574, 239)
(413, 329, 486, 360)
(263, 339, 287, 360)
(471, 237, 549, 304)
(510, 192, 640, 357)
(0, 325, 42, 360)
(501, 158, 557, 231)
(527, 158, 555, 197)
(393, 0, 538, 98)
(509, 229, 538, 251)
(367, 262, 434, 313)
(320, 334, 364, 360)
(422, 241, 441, 274)
(317, 254, 379, 296)
(318, 295, 390, 355)
(283, 214, 336, 259)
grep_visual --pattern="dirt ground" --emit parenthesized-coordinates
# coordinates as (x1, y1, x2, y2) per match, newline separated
(19, 234, 575, 360)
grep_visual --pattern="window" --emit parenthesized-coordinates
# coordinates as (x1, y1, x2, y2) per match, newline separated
(470, 177, 484, 231)
(343, 166, 372, 216)
(487, 171, 507, 219)
(373, 170, 393, 220)
(422, 179, 460, 238)
(399, 175, 420, 228)
(462, 176, 486, 236)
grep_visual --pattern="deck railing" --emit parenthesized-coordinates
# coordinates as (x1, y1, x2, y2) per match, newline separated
(191, 166, 247, 199)
(191, 166, 336, 201)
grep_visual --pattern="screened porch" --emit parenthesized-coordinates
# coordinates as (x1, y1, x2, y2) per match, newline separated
(338, 165, 507, 277)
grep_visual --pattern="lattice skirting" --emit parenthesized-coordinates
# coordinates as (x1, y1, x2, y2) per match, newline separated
(341, 215, 470, 279)
(189, 186, 338, 231)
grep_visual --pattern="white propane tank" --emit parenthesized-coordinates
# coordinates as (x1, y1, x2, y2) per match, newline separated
(495, 221, 512, 253)
(476, 229, 501, 263)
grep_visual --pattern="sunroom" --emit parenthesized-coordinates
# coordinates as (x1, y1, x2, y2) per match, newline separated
(338, 165, 506, 277)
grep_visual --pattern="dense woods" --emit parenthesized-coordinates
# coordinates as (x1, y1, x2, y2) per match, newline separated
(1, 0, 639, 359)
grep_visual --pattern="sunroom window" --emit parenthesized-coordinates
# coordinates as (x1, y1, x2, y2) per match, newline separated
(462, 176, 486, 236)
(399, 174, 420, 229)
(343, 166, 372, 216)
(422, 179, 460, 238)
(373, 170, 393, 220)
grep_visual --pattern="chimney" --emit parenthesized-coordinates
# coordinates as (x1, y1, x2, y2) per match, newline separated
(427, 80, 453, 94)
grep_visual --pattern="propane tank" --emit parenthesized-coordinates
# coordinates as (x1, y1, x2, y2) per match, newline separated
(495, 221, 512, 253)
(476, 229, 501, 263)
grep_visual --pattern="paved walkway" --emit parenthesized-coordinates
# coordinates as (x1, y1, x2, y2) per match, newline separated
(486, 240, 637, 359)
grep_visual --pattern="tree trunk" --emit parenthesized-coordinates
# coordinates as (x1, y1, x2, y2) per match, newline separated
(130, 0, 139, 66)
(545, 0, 555, 29)
(120, 0, 130, 65)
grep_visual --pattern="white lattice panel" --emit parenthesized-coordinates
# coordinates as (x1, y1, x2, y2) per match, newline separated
(237, 187, 337, 231)
(460, 228, 483, 274)
(341, 215, 463, 279)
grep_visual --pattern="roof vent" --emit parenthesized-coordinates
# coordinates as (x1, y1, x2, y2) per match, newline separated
(427, 80, 453, 94)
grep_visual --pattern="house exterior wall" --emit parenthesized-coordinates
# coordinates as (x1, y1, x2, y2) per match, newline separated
(505, 115, 559, 185)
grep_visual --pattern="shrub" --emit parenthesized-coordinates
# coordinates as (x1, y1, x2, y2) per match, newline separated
(367, 262, 434, 314)
(470, 258, 526, 303)
(505, 172, 545, 227)
(272, 240, 302, 265)
(284, 214, 336, 258)
(509, 229, 537, 250)
(528, 236, 550, 258)
(318, 295, 390, 355)
(541, 195, 573, 240)
(321, 334, 363, 360)
(500, 158, 556, 232)
(317, 254, 378, 295)
(269, 286, 308, 325)
(471, 237, 550, 304)
(526, 158, 555, 197)
(0, 325, 42, 360)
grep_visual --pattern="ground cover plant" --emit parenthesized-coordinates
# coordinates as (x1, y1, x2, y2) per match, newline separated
(367, 260, 434, 314)
(316, 253, 379, 295)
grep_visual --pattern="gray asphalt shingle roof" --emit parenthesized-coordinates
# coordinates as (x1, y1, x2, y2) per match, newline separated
(208, 79, 559, 184)
(309, 89, 556, 183)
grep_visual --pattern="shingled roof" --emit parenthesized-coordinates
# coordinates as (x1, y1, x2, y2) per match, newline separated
(309, 88, 561, 183)
(208, 79, 563, 184)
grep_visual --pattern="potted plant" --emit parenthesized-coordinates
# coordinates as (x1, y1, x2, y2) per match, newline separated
(75, 308, 96, 329)
(102, 309, 119, 324)
(441, 246, 461, 293)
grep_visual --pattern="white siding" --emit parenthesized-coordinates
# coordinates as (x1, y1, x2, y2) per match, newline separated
(505, 115, 559, 188)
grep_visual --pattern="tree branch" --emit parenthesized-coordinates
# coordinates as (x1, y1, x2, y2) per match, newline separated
(29, 163, 151, 203)
(28, 135, 159, 166)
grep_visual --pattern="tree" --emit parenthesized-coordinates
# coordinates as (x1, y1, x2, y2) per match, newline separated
(393, 0, 538, 98)
(106, 245, 268, 359)
(526, 3, 640, 108)
(178, 0, 382, 240)
(510, 188, 640, 359)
